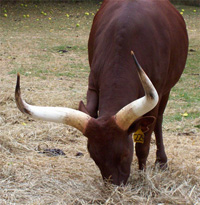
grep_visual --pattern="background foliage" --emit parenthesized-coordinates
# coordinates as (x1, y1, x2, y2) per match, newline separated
(1, 0, 200, 6)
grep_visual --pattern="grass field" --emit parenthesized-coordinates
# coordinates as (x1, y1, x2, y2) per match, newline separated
(0, 2, 200, 204)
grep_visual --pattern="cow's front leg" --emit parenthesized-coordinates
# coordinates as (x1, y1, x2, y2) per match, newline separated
(86, 88, 99, 118)
(79, 88, 98, 118)
(135, 130, 152, 170)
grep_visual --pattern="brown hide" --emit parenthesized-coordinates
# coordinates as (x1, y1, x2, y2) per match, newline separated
(80, 0, 188, 185)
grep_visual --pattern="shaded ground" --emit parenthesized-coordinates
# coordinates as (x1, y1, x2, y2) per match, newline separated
(0, 2, 200, 204)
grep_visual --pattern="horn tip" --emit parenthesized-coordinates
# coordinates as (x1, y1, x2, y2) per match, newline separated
(131, 51, 134, 56)
(16, 73, 20, 91)
(131, 51, 142, 72)
(15, 73, 31, 115)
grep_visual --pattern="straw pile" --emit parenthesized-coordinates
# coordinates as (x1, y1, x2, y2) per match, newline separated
(0, 74, 200, 204)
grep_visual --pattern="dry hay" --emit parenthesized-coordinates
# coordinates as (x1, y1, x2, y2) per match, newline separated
(0, 74, 200, 204)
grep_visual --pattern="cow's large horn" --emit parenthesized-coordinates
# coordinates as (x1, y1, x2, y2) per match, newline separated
(115, 51, 159, 131)
(15, 73, 91, 134)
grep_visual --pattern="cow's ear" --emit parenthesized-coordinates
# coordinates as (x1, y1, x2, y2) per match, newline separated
(128, 116, 156, 134)
(79, 101, 90, 115)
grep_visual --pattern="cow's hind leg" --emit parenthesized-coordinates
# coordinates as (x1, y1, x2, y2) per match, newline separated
(154, 92, 170, 168)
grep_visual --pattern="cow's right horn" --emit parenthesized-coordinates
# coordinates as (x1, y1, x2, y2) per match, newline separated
(115, 51, 159, 131)
(15, 73, 91, 134)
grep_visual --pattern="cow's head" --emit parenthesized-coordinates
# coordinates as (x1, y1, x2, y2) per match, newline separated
(15, 52, 158, 185)
(82, 115, 155, 185)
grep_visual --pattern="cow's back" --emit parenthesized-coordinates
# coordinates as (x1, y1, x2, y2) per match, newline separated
(88, 0, 188, 116)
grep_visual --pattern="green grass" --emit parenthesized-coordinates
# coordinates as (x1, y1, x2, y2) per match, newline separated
(1, 1, 100, 78)
(51, 45, 87, 53)
(162, 6, 200, 130)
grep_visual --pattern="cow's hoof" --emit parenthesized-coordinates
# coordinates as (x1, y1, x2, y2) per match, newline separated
(138, 161, 146, 170)
(155, 159, 168, 170)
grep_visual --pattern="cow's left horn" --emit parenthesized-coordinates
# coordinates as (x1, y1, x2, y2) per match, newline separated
(115, 51, 159, 131)
(15, 73, 91, 134)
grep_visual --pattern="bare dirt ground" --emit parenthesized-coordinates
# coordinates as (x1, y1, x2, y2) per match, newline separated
(0, 2, 200, 204)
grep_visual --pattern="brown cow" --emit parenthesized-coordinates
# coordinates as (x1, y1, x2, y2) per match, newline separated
(15, 0, 188, 185)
